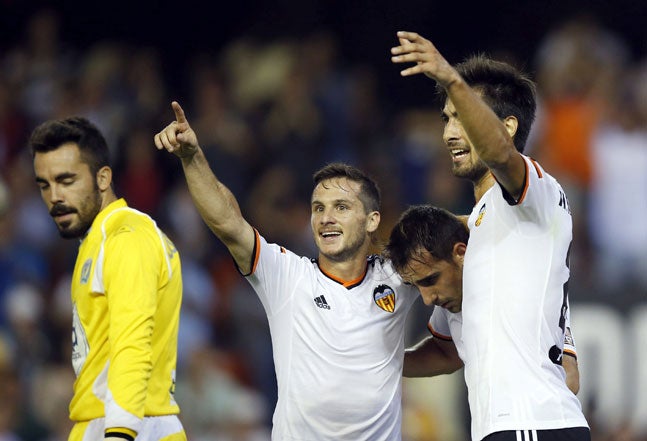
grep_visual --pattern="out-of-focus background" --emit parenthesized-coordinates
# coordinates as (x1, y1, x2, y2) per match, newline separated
(0, 1, 645, 440)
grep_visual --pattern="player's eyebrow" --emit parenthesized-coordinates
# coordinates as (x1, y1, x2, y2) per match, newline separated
(415, 272, 440, 287)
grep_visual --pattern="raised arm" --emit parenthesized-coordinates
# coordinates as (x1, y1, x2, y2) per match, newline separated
(154, 101, 255, 274)
(391, 31, 526, 199)
(404, 335, 463, 378)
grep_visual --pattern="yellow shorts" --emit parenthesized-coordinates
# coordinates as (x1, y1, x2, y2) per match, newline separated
(69, 415, 186, 441)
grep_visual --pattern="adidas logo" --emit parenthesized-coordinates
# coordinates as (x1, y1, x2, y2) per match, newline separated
(314, 295, 330, 310)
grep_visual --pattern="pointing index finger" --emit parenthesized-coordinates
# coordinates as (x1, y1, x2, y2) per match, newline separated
(171, 101, 187, 124)
(397, 31, 418, 41)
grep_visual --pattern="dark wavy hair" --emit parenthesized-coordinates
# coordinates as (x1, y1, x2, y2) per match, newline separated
(385, 204, 469, 272)
(29, 116, 111, 177)
(312, 162, 381, 214)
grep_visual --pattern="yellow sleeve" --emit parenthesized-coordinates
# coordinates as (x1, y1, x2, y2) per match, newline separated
(102, 223, 160, 427)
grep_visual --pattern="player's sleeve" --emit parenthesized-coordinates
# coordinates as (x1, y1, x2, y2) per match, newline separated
(102, 225, 161, 433)
(428, 308, 452, 341)
(245, 230, 307, 316)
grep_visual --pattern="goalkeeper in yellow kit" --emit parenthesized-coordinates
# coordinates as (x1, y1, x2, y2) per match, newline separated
(30, 117, 186, 441)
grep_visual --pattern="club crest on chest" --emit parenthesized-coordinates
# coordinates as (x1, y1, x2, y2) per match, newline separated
(373, 284, 395, 313)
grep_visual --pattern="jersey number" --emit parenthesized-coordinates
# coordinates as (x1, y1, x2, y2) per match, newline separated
(549, 242, 571, 365)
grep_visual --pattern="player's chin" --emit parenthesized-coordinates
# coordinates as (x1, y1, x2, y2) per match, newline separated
(446, 303, 461, 313)
(57, 221, 85, 239)
(320, 245, 354, 263)
(56, 219, 71, 232)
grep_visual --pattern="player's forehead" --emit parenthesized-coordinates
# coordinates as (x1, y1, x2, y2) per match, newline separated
(400, 249, 443, 279)
(311, 177, 362, 204)
(34, 142, 86, 174)
(443, 89, 485, 115)
(442, 99, 457, 116)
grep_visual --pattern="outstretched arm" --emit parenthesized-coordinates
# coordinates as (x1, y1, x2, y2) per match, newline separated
(391, 31, 526, 199)
(154, 101, 255, 273)
(404, 336, 463, 377)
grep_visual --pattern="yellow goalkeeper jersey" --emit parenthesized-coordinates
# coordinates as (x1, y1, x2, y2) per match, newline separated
(69, 198, 182, 433)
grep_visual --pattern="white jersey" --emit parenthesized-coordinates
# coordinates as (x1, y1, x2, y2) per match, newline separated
(427, 304, 578, 377)
(461, 155, 588, 440)
(245, 231, 419, 441)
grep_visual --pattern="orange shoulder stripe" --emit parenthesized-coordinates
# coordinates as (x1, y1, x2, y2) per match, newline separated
(250, 228, 261, 275)
(515, 157, 531, 205)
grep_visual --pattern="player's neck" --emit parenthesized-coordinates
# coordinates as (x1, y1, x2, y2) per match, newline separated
(99, 188, 119, 211)
(473, 171, 496, 202)
(318, 253, 369, 285)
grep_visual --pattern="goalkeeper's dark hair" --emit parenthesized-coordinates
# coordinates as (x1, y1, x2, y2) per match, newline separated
(29, 116, 111, 177)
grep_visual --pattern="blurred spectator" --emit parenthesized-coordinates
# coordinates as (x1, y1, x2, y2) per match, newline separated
(533, 15, 629, 206)
(160, 180, 224, 359)
(3, 8, 75, 127)
(188, 57, 258, 199)
(532, 16, 633, 304)
(0, 76, 29, 170)
(162, 181, 215, 263)
(123, 47, 168, 123)
(260, 59, 326, 189)
(76, 42, 130, 162)
(392, 108, 472, 213)
(228, 280, 277, 428)
(0, 354, 23, 441)
(48, 273, 73, 365)
(534, 15, 624, 164)
(5, 155, 58, 257)
(29, 363, 75, 441)
(3, 283, 51, 379)
(176, 257, 219, 370)
(174, 347, 270, 441)
(114, 124, 165, 216)
(244, 164, 314, 257)
(0, 173, 52, 330)
(300, 30, 356, 165)
(588, 61, 647, 302)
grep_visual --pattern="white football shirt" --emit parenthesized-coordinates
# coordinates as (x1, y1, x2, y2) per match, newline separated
(461, 155, 589, 440)
(428, 305, 578, 380)
(245, 231, 420, 440)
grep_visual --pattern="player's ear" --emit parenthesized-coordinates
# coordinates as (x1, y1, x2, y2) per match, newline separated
(366, 211, 380, 234)
(503, 116, 518, 139)
(453, 242, 466, 265)
(96, 166, 112, 192)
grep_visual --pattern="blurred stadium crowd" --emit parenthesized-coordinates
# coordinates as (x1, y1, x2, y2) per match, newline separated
(0, 7, 645, 441)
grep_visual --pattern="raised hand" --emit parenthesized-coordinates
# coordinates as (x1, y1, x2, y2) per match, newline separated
(390, 31, 459, 88)
(154, 101, 199, 158)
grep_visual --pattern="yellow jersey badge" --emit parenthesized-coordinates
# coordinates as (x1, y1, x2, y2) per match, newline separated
(80, 258, 92, 284)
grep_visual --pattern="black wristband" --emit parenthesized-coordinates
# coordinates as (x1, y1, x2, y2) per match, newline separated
(105, 432, 135, 441)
